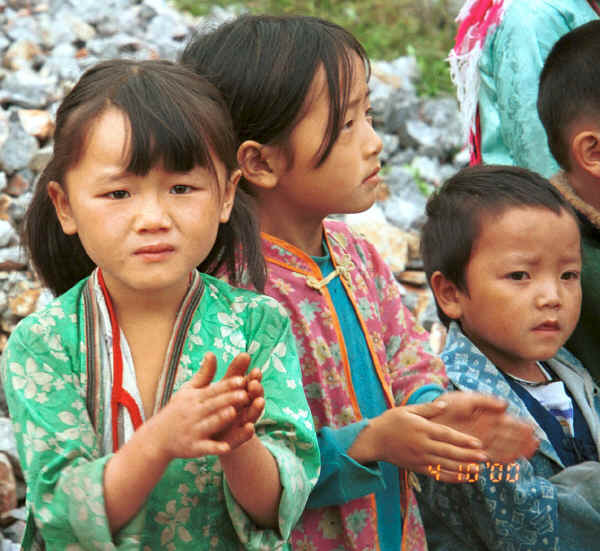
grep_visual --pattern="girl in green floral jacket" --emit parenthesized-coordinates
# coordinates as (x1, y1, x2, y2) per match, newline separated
(0, 59, 319, 551)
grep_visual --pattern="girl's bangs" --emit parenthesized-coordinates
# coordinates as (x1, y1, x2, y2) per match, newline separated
(118, 85, 217, 177)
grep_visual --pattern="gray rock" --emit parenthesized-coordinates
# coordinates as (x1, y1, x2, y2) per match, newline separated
(405, 119, 444, 157)
(0, 220, 16, 248)
(6, 191, 31, 223)
(0, 173, 6, 193)
(377, 132, 399, 164)
(40, 53, 82, 84)
(29, 144, 53, 172)
(3, 13, 41, 44)
(0, 247, 26, 270)
(0, 419, 16, 460)
(0, 33, 10, 53)
(0, 116, 38, 174)
(384, 90, 421, 142)
(0, 70, 58, 108)
(410, 156, 442, 186)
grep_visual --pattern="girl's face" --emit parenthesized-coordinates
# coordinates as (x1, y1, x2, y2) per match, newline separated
(49, 107, 237, 304)
(269, 53, 383, 221)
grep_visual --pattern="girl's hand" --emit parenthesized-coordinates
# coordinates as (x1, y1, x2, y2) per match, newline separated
(150, 354, 250, 461)
(430, 391, 539, 464)
(350, 402, 490, 483)
(218, 355, 266, 450)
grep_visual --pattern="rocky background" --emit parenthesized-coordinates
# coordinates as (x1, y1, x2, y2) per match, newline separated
(0, 0, 464, 546)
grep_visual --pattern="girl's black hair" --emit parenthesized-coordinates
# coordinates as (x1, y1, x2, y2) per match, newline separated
(24, 59, 265, 295)
(180, 14, 369, 179)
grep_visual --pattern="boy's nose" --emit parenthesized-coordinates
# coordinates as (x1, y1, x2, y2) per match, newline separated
(536, 283, 561, 309)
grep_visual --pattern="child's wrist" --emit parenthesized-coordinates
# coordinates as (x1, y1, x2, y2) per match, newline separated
(135, 417, 173, 467)
(348, 418, 382, 464)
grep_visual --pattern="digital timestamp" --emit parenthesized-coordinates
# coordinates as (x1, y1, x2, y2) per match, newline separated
(427, 462, 521, 483)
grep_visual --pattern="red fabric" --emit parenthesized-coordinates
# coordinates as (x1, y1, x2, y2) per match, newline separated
(97, 269, 144, 452)
(455, 1, 505, 53)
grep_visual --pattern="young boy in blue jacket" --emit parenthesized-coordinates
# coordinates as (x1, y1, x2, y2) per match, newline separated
(417, 164, 600, 550)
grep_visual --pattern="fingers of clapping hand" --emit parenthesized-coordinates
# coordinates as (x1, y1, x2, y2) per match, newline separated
(406, 404, 484, 451)
(187, 353, 218, 389)
(223, 353, 252, 380)
(483, 414, 538, 462)
(448, 391, 508, 415)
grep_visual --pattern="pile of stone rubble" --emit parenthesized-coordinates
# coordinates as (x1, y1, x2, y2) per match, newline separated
(0, 0, 466, 545)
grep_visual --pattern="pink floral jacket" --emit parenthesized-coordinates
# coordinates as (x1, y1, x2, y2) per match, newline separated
(260, 220, 447, 551)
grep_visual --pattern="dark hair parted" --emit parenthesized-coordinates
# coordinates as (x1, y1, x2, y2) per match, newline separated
(538, 20, 600, 170)
(24, 58, 265, 296)
(180, 14, 369, 174)
(421, 165, 579, 326)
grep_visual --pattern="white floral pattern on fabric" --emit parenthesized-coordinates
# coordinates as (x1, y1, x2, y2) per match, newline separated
(1, 274, 319, 550)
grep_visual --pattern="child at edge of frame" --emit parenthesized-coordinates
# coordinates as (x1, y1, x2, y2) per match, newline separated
(538, 19, 600, 386)
(180, 14, 539, 551)
(0, 59, 320, 550)
(417, 163, 600, 551)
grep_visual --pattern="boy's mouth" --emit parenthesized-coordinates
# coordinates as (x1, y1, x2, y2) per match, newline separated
(533, 320, 560, 331)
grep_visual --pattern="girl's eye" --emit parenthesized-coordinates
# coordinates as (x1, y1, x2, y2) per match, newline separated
(106, 190, 130, 199)
(343, 119, 354, 130)
(365, 107, 374, 125)
(170, 184, 192, 194)
(508, 271, 529, 281)
(561, 271, 580, 280)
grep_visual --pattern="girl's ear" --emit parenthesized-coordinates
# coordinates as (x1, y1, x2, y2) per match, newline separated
(571, 129, 600, 178)
(48, 181, 77, 235)
(220, 169, 240, 223)
(237, 140, 285, 190)
(430, 270, 463, 321)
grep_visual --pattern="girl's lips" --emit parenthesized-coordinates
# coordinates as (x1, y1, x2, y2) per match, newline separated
(134, 244, 174, 254)
(134, 244, 175, 262)
(534, 321, 560, 331)
(363, 166, 381, 185)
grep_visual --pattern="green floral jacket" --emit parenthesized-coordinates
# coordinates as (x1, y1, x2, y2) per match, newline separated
(1, 272, 319, 550)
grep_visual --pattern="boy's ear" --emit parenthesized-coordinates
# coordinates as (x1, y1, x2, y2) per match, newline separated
(571, 130, 600, 178)
(237, 140, 285, 190)
(430, 270, 463, 321)
(47, 181, 77, 235)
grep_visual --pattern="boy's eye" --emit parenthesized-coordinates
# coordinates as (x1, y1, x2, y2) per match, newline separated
(170, 184, 192, 194)
(561, 271, 580, 280)
(508, 271, 529, 281)
(106, 190, 130, 199)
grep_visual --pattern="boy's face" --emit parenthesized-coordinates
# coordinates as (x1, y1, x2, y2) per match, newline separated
(454, 206, 581, 379)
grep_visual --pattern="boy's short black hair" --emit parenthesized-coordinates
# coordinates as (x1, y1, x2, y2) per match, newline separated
(421, 165, 578, 326)
(538, 19, 600, 170)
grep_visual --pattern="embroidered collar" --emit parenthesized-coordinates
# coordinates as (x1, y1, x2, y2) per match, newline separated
(84, 268, 205, 451)
(262, 221, 355, 294)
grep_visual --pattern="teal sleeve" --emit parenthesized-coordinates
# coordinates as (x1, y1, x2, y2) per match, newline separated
(307, 421, 385, 509)
(479, 2, 568, 177)
(407, 384, 445, 405)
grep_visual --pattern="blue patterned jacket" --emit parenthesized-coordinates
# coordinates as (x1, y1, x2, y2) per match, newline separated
(416, 322, 600, 551)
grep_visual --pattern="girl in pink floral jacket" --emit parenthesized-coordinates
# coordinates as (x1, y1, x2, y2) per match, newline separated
(182, 14, 538, 551)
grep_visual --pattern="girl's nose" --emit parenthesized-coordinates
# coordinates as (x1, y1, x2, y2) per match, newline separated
(365, 123, 383, 158)
(134, 195, 171, 232)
